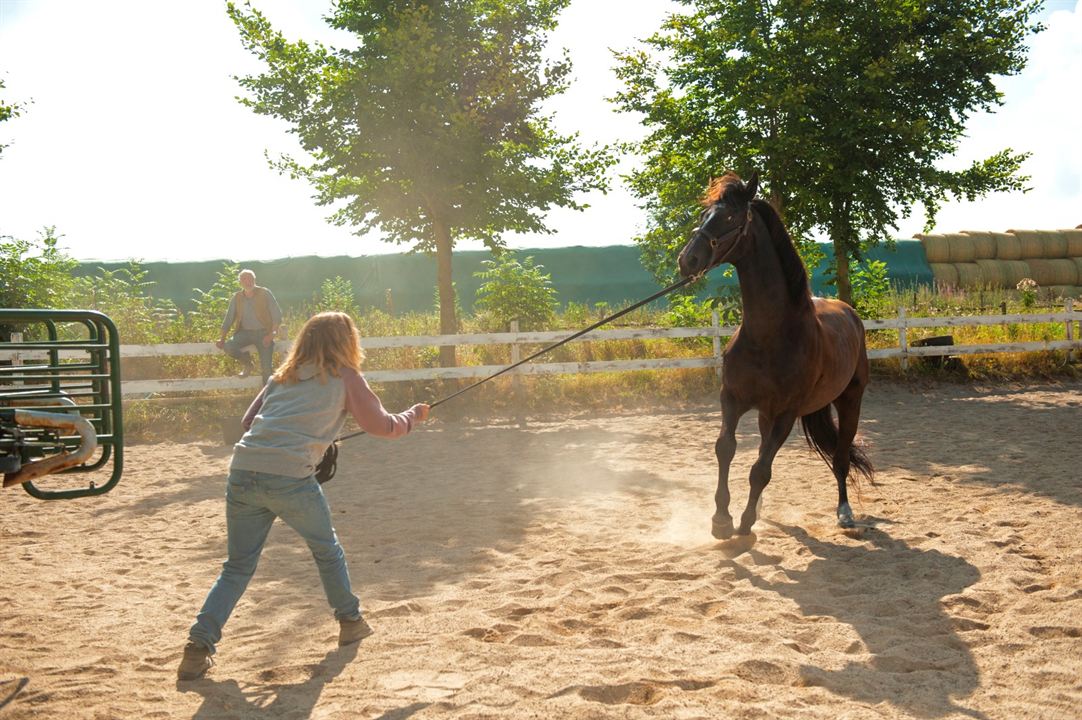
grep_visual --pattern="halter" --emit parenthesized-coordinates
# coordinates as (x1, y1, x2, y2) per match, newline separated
(703, 200, 756, 269)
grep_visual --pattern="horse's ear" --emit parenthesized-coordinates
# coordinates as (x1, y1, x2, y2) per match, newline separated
(745, 171, 759, 200)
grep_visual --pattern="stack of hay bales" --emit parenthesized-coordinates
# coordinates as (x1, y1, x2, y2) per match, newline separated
(916, 228, 1082, 298)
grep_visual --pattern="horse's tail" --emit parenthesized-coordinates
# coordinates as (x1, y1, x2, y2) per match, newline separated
(800, 406, 874, 483)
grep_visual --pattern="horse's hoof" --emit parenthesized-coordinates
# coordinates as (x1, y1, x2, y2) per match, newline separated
(711, 515, 734, 540)
(837, 503, 855, 528)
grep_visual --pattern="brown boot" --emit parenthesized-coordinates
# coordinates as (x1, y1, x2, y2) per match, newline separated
(338, 617, 374, 646)
(177, 641, 213, 681)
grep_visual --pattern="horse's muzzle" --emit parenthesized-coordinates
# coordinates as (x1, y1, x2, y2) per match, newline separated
(678, 233, 709, 278)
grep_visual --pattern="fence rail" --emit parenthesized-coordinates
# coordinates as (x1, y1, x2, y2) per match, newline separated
(2, 303, 1079, 399)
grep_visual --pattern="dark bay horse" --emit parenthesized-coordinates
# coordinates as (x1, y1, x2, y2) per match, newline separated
(677, 172, 873, 538)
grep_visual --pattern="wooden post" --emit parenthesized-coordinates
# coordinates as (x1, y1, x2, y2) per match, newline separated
(510, 320, 524, 424)
(898, 306, 908, 371)
(1066, 298, 1075, 364)
(10, 331, 22, 384)
(711, 310, 723, 380)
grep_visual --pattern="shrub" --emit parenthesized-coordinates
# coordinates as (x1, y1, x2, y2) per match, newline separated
(474, 253, 558, 331)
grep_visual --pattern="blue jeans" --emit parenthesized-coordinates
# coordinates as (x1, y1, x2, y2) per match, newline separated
(222, 329, 274, 381)
(188, 469, 360, 653)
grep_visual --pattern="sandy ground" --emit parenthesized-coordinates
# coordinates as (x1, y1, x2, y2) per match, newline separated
(2, 380, 1081, 719)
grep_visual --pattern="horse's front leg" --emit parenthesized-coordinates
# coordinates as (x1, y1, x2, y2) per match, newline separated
(713, 392, 747, 539)
(738, 411, 797, 535)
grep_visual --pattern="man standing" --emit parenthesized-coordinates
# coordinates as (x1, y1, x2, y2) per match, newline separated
(217, 269, 282, 383)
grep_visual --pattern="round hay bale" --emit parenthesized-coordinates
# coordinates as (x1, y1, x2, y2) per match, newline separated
(1000, 260, 1033, 286)
(953, 262, 983, 287)
(961, 231, 996, 259)
(975, 259, 1007, 287)
(930, 263, 959, 288)
(1071, 257, 1082, 280)
(919, 234, 951, 263)
(1061, 229, 1082, 256)
(1026, 259, 1078, 286)
(1038, 231, 1068, 258)
(1008, 229, 1045, 258)
(946, 233, 976, 262)
(993, 232, 1022, 260)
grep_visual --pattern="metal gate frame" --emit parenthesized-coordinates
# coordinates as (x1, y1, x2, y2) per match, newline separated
(1, 309, 123, 499)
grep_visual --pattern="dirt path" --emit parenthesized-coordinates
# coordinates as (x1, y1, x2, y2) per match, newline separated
(3, 381, 1080, 718)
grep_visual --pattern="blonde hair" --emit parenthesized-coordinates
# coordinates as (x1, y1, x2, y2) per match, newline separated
(273, 312, 365, 384)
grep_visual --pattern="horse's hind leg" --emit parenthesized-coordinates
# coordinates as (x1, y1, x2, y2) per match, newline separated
(832, 381, 866, 528)
(737, 411, 797, 536)
(713, 390, 748, 539)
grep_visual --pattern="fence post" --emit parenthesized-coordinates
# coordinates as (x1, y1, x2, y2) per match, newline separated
(510, 320, 524, 422)
(711, 310, 723, 380)
(1067, 298, 1075, 364)
(898, 306, 908, 371)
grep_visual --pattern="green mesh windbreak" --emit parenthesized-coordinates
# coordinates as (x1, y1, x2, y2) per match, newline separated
(73, 241, 933, 314)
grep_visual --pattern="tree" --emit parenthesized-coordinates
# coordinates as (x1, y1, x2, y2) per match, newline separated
(228, 0, 613, 365)
(0, 78, 23, 159)
(614, 0, 1042, 304)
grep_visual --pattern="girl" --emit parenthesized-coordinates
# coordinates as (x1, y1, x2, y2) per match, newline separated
(179, 312, 429, 681)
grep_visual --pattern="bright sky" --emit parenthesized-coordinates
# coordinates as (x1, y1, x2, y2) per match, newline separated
(0, 0, 1079, 263)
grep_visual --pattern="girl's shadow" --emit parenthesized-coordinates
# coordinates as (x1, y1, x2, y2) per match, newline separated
(728, 522, 987, 719)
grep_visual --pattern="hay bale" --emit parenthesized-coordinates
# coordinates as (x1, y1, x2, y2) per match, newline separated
(918, 233, 951, 263)
(975, 260, 1007, 287)
(930, 263, 959, 287)
(1000, 260, 1033, 286)
(1026, 259, 1078, 286)
(1047, 285, 1080, 300)
(1061, 229, 1082, 256)
(1038, 231, 1068, 258)
(953, 263, 983, 287)
(1072, 257, 1082, 280)
(993, 232, 1022, 260)
(1008, 229, 1045, 258)
(961, 231, 996, 259)
(945, 233, 976, 262)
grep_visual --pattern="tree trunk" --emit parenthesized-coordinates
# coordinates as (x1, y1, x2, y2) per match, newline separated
(833, 239, 853, 307)
(433, 217, 457, 367)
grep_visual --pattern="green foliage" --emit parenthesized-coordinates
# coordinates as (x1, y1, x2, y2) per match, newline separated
(313, 276, 361, 318)
(190, 262, 240, 337)
(474, 253, 558, 330)
(0, 78, 23, 158)
(851, 259, 891, 320)
(664, 294, 712, 328)
(226, 0, 615, 339)
(0, 227, 76, 311)
(613, 0, 1042, 303)
(69, 261, 181, 343)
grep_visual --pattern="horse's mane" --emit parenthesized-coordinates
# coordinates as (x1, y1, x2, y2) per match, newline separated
(751, 198, 811, 304)
(702, 172, 810, 303)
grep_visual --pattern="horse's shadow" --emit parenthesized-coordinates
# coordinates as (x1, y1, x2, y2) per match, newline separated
(179, 644, 377, 719)
(726, 523, 986, 719)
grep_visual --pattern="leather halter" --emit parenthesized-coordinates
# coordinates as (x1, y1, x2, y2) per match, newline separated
(698, 200, 755, 276)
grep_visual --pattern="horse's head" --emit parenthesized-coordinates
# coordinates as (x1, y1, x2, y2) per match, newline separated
(678, 171, 759, 278)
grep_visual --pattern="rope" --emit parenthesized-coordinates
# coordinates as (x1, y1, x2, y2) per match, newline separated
(337, 275, 695, 442)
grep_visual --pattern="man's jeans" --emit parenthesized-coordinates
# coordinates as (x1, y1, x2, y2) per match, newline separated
(222, 329, 274, 381)
(188, 469, 361, 653)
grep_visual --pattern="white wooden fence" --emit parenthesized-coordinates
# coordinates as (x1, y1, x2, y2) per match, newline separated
(2, 303, 1079, 399)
